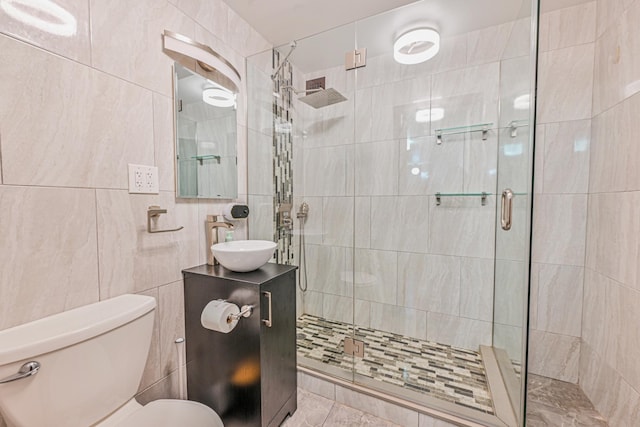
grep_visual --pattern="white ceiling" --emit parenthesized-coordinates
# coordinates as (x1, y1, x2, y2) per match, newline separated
(225, 0, 593, 72)
(223, 0, 418, 47)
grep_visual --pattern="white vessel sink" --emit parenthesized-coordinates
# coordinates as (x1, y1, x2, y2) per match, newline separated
(211, 240, 277, 272)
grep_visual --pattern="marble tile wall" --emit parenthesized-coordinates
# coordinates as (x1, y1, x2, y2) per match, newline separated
(528, 0, 595, 383)
(579, 0, 640, 424)
(0, 0, 270, 419)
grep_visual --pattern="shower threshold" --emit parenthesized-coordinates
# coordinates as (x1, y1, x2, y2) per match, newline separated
(296, 314, 495, 416)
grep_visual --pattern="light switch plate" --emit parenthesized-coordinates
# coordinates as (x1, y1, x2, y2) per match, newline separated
(128, 164, 159, 194)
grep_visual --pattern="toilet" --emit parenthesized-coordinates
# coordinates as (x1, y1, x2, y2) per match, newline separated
(0, 294, 223, 427)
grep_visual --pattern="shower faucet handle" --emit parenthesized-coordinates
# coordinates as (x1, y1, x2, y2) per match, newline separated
(278, 203, 293, 230)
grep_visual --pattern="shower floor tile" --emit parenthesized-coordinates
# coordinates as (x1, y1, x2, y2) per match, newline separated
(296, 314, 495, 415)
(526, 375, 608, 426)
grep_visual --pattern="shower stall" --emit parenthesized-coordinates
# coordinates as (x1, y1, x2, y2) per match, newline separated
(246, 0, 537, 425)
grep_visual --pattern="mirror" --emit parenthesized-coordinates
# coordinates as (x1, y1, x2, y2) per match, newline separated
(174, 63, 238, 198)
(163, 31, 240, 199)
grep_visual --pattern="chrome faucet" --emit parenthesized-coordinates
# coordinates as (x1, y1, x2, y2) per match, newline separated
(206, 215, 234, 266)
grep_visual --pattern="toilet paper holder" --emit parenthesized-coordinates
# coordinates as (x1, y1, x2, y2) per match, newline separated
(226, 303, 254, 323)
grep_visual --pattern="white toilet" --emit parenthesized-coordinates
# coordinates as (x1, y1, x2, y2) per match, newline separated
(0, 294, 224, 427)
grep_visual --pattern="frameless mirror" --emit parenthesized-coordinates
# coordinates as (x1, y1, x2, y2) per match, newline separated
(174, 64, 238, 198)
(163, 31, 240, 199)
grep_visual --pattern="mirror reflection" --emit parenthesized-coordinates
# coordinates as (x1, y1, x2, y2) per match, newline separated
(175, 63, 238, 199)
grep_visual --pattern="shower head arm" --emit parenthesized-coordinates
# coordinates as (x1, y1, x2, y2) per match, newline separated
(280, 86, 323, 95)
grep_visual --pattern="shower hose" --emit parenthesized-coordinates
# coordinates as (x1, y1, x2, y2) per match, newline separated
(297, 204, 308, 292)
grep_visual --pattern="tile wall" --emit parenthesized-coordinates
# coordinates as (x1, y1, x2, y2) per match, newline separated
(579, 0, 640, 424)
(528, 1, 595, 383)
(0, 1, 269, 422)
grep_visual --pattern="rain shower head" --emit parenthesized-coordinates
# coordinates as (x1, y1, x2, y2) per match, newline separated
(279, 85, 348, 108)
(296, 88, 348, 109)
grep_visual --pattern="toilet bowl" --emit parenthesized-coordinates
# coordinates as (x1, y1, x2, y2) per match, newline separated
(96, 399, 223, 427)
(0, 295, 223, 427)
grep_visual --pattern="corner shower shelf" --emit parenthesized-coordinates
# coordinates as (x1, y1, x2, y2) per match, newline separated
(434, 123, 493, 144)
(436, 192, 490, 206)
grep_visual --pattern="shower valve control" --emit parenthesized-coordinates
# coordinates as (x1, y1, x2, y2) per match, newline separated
(278, 203, 293, 230)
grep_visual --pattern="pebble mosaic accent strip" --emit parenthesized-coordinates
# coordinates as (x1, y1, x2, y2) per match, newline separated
(297, 314, 495, 415)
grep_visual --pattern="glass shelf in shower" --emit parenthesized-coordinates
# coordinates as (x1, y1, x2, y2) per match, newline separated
(434, 123, 493, 144)
(435, 192, 491, 206)
(191, 154, 221, 165)
(435, 191, 529, 206)
(508, 120, 530, 137)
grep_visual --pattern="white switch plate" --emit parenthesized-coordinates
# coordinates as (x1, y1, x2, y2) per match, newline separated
(128, 164, 159, 194)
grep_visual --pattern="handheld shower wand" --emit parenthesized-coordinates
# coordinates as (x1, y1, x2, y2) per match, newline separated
(296, 202, 309, 292)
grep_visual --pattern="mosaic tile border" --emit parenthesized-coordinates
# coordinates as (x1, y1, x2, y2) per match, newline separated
(272, 49, 294, 264)
(296, 314, 495, 415)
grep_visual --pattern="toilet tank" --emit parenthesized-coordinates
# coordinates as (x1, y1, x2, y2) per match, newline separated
(0, 294, 156, 427)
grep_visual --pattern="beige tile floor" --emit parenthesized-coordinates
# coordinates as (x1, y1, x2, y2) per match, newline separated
(283, 389, 402, 427)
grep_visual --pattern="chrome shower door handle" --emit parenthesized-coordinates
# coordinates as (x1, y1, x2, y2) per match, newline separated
(262, 291, 272, 328)
(0, 361, 40, 384)
(501, 189, 514, 231)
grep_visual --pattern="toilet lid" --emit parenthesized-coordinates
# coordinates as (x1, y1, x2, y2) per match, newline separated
(117, 399, 224, 427)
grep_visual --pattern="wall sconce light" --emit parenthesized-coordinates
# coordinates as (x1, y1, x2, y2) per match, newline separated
(163, 30, 241, 93)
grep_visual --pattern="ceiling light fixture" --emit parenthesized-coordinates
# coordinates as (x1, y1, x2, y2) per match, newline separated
(394, 28, 440, 65)
(1, 0, 77, 37)
(202, 87, 235, 108)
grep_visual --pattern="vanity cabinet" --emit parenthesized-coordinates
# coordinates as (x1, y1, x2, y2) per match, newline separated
(182, 263, 297, 427)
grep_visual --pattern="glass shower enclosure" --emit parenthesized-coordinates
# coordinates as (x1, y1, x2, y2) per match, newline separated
(247, 0, 537, 425)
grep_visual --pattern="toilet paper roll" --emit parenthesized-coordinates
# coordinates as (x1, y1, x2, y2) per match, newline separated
(201, 300, 240, 333)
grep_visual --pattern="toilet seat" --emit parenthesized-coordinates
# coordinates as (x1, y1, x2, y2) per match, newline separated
(116, 399, 223, 427)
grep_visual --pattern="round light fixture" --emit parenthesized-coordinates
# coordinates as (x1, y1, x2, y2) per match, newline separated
(202, 87, 235, 108)
(394, 28, 440, 65)
(1, 0, 77, 37)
